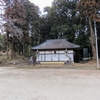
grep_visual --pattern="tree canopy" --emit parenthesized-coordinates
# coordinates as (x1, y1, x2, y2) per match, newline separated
(77, 0, 100, 59)
(0, 0, 100, 60)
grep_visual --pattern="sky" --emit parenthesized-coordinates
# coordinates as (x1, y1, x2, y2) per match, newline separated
(29, 0, 53, 13)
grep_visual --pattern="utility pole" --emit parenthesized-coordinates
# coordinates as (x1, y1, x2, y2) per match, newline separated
(94, 21, 99, 69)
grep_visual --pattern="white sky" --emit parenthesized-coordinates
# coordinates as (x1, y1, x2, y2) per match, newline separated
(29, 0, 53, 13)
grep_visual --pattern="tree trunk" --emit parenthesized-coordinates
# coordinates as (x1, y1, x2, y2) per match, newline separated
(24, 43, 29, 57)
(6, 32, 9, 58)
(23, 42, 25, 56)
(88, 18, 96, 60)
(6, 43, 9, 58)
(11, 40, 16, 59)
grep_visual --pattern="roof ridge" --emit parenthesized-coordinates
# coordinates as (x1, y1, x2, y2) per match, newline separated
(46, 39, 66, 41)
(31, 39, 80, 50)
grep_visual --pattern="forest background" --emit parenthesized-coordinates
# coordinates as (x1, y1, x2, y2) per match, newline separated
(0, 0, 100, 63)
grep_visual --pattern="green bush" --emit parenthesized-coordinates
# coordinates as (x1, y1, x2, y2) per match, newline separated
(0, 61, 2, 64)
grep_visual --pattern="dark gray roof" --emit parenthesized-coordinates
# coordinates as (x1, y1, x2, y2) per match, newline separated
(31, 39, 80, 50)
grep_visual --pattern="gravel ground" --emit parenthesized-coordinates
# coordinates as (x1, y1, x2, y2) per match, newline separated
(0, 65, 100, 100)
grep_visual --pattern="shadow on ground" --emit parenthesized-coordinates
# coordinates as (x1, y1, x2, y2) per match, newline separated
(13, 61, 98, 70)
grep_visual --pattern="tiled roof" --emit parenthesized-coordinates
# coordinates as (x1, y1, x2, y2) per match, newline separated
(31, 39, 80, 50)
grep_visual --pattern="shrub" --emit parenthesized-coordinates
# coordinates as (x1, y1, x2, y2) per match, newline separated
(0, 61, 2, 64)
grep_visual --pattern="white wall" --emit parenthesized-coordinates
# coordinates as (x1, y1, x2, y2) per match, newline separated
(37, 50, 74, 62)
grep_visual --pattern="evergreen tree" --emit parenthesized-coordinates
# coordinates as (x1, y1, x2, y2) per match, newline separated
(42, 0, 80, 42)
(77, 0, 100, 59)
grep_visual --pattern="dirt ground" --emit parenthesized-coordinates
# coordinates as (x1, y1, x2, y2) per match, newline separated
(0, 62, 100, 100)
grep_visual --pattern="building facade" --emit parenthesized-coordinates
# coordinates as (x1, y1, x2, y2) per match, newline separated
(31, 39, 80, 62)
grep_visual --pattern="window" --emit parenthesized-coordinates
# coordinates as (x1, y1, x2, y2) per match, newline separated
(54, 50, 56, 54)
